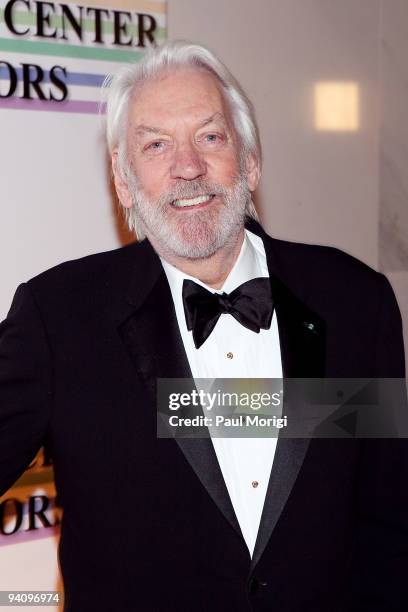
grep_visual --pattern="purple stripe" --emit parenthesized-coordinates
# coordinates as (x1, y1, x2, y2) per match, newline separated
(0, 98, 106, 114)
(0, 524, 60, 547)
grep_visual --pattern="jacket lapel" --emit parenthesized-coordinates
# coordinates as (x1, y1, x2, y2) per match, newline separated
(116, 240, 243, 539)
(250, 225, 326, 569)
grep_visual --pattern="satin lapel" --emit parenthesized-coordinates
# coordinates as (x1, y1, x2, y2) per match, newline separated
(250, 230, 327, 571)
(116, 242, 242, 539)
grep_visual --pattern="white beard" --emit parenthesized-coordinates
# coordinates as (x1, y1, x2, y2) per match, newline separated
(126, 172, 251, 260)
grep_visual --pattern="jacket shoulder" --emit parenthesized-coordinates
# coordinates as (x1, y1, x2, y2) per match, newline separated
(261, 232, 396, 322)
(26, 241, 143, 296)
(266, 234, 382, 286)
(21, 241, 158, 318)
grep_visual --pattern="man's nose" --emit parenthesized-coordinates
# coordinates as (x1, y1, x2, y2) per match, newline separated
(170, 142, 207, 180)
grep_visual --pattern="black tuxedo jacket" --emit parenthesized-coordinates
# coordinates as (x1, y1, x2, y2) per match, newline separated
(0, 220, 407, 611)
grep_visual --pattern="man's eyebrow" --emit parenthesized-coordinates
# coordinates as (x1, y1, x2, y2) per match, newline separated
(133, 113, 227, 137)
(198, 112, 226, 128)
(134, 125, 164, 136)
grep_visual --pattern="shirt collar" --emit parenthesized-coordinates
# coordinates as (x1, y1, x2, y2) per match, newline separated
(160, 229, 268, 302)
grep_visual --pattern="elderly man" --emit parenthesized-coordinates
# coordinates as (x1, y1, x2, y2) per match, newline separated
(0, 41, 407, 611)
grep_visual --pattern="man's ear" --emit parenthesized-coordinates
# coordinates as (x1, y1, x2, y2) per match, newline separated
(245, 153, 261, 192)
(111, 150, 133, 209)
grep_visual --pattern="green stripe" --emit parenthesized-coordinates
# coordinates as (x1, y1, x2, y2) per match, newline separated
(0, 9, 166, 39)
(0, 36, 146, 62)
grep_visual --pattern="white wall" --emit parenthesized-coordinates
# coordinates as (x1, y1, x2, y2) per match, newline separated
(168, 0, 407, 365)
(168, 0, 381, 268)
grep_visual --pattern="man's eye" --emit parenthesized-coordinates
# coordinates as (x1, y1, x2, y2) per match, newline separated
(145, 141, 165, 152)
(205, 134, 221, 142)
(199, 133, 226, 147)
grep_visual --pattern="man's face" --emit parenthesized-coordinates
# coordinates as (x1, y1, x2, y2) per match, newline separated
(113, 68, 259, 259)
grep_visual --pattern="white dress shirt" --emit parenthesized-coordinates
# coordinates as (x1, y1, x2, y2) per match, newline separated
(161, 229, 283, 557)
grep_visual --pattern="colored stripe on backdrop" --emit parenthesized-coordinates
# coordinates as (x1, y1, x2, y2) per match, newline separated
(0, 97, 105, 114)
(0, 36, 143, 62)
(0, 66, 106, 87)
(0, 524, 60, 547)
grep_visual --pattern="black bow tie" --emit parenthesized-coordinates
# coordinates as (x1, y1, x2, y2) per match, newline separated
(182, 277, 273, 349)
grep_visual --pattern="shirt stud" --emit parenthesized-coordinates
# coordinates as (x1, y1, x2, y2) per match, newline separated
(252, 481, 259, 488)
(304, 321, 315, 332)
(226, 352, 234, 359)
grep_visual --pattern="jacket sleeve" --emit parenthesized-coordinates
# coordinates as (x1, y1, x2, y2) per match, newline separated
(0, 283, 53, 496)
(344, 273, 408, 611)
(375, 273, 406, 377)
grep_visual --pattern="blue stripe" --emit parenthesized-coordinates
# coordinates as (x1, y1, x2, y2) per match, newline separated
(0, 66, 105, 87)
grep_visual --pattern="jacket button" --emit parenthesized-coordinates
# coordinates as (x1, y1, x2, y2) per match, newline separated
(249, 577, 267, 595)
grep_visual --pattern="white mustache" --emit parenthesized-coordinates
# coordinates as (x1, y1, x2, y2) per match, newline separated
(158, 181, 231, 207)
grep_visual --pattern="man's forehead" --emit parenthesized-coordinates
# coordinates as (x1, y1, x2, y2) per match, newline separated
(127, 68, 232, 130)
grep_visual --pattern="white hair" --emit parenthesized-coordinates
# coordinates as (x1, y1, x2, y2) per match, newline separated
(102, 40, 261, 235)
